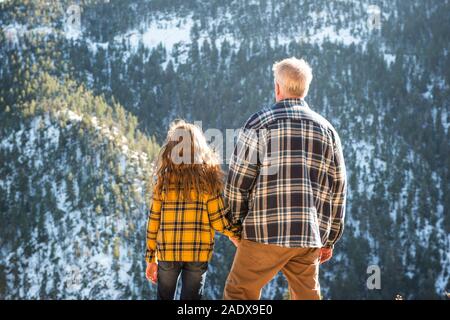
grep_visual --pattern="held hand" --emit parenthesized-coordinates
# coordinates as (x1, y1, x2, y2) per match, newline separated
(229, 236, 240, 247)
(146, 262, 158, 284)
(319, 247, 333, 264)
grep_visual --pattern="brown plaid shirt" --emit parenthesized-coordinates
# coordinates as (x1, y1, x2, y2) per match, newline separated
(225, 98, 347, 248)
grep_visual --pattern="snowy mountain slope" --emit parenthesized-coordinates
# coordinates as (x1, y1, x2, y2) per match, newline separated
(78, 0, 383, 65)
(329, 134, 450, 299)
(0, 0, 449, 300)
(0, 74, 158, 299)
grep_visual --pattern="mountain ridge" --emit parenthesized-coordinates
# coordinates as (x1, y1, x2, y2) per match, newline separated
(0, 72, 159, 299)
(0, 0, 449, 299)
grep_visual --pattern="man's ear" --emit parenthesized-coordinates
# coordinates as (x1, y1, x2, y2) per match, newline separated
(275, 82, 280, 96)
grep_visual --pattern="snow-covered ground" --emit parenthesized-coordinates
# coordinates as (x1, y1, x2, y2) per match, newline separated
(114, 16, 193, 53)
(0, 107, 154, 299)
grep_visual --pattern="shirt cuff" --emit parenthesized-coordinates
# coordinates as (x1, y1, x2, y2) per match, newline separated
(228, 224, 242, 238)
(324, 241, 335, 249)
(223, 229, 241, 239)
(145, 250, 157, 263)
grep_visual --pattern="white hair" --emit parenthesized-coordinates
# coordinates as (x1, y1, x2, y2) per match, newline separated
(272, 57, 313, 98)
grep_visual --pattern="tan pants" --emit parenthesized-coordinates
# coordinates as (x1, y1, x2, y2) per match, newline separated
(224, 239, 321, 300)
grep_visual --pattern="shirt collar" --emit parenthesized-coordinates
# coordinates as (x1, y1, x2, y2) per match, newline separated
(276, 98, 307, 108)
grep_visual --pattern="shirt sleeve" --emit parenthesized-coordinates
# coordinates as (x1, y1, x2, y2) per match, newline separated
(145, 194, 162, 263)
(326, 132, 347, 248)
(224, 126, 260, 225)
(207, 194, 241, 238)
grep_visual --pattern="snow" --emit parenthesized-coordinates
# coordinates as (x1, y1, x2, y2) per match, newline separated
(86, 40, 109, 55)
(143, 19, 192, 51)
(45, 124, 60, 146)
(0, 129, 16, 152)
(2, 24, 26, 45)
(14, 128, 24, 150)
(1, 2, 449, 300)
(64, 110, 83, 122)
(3, 23, 62, 45)
(302, 26, 361, 46)
(83, 8, 367, 68)
(441, 110, 449, 134)
(0, 106, 155, 298)
(91, 253, 112, 268)
(119, 154, 127, 173)
(436, 233, 450, 292)
(114, 16, 193, 53)
(29, 26, 54, 38)
(23, 117, 41, 157)
(53, 179, 69, 212)
(352, 140, 375, 195)
(118, 261, 132, 284)
(41, 114, 61, 148)
(384, 53, 396, 66)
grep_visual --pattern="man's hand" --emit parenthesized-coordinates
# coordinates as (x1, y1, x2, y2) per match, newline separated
(146, 262, 158, 284)
(319, 247, 333, 264)
(229, 236, 240, 247)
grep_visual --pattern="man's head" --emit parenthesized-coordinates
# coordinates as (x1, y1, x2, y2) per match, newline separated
(272, 57, 313, 102)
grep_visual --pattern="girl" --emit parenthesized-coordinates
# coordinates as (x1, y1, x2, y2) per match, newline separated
(145, 120, 239, 300)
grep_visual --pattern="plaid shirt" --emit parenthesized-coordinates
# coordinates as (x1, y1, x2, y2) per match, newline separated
(145, 187, 238, 263)
(225, 98, 347, 248)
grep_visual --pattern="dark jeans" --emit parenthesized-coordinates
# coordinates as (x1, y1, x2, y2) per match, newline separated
(157, 261, 208, 300)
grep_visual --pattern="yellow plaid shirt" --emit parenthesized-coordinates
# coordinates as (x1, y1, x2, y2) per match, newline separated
(145, 187, 240, 263)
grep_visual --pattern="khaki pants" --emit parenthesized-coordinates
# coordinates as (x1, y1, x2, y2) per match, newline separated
(224, 239, 321, 300)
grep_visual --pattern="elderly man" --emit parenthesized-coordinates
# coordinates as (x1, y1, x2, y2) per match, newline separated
(224, 57, 347, 300)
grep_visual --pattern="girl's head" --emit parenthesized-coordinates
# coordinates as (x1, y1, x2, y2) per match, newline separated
(154, 120, 223, 198)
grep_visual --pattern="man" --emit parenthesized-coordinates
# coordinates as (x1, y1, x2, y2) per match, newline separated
(224, 57, 347, 300)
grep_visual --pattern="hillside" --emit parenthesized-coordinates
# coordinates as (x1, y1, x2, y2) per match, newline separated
(0, 73, 159, 298)
(0, 0, 449, 299)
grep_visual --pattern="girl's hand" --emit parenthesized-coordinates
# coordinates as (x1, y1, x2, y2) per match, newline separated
(146, 262, 158, 284)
